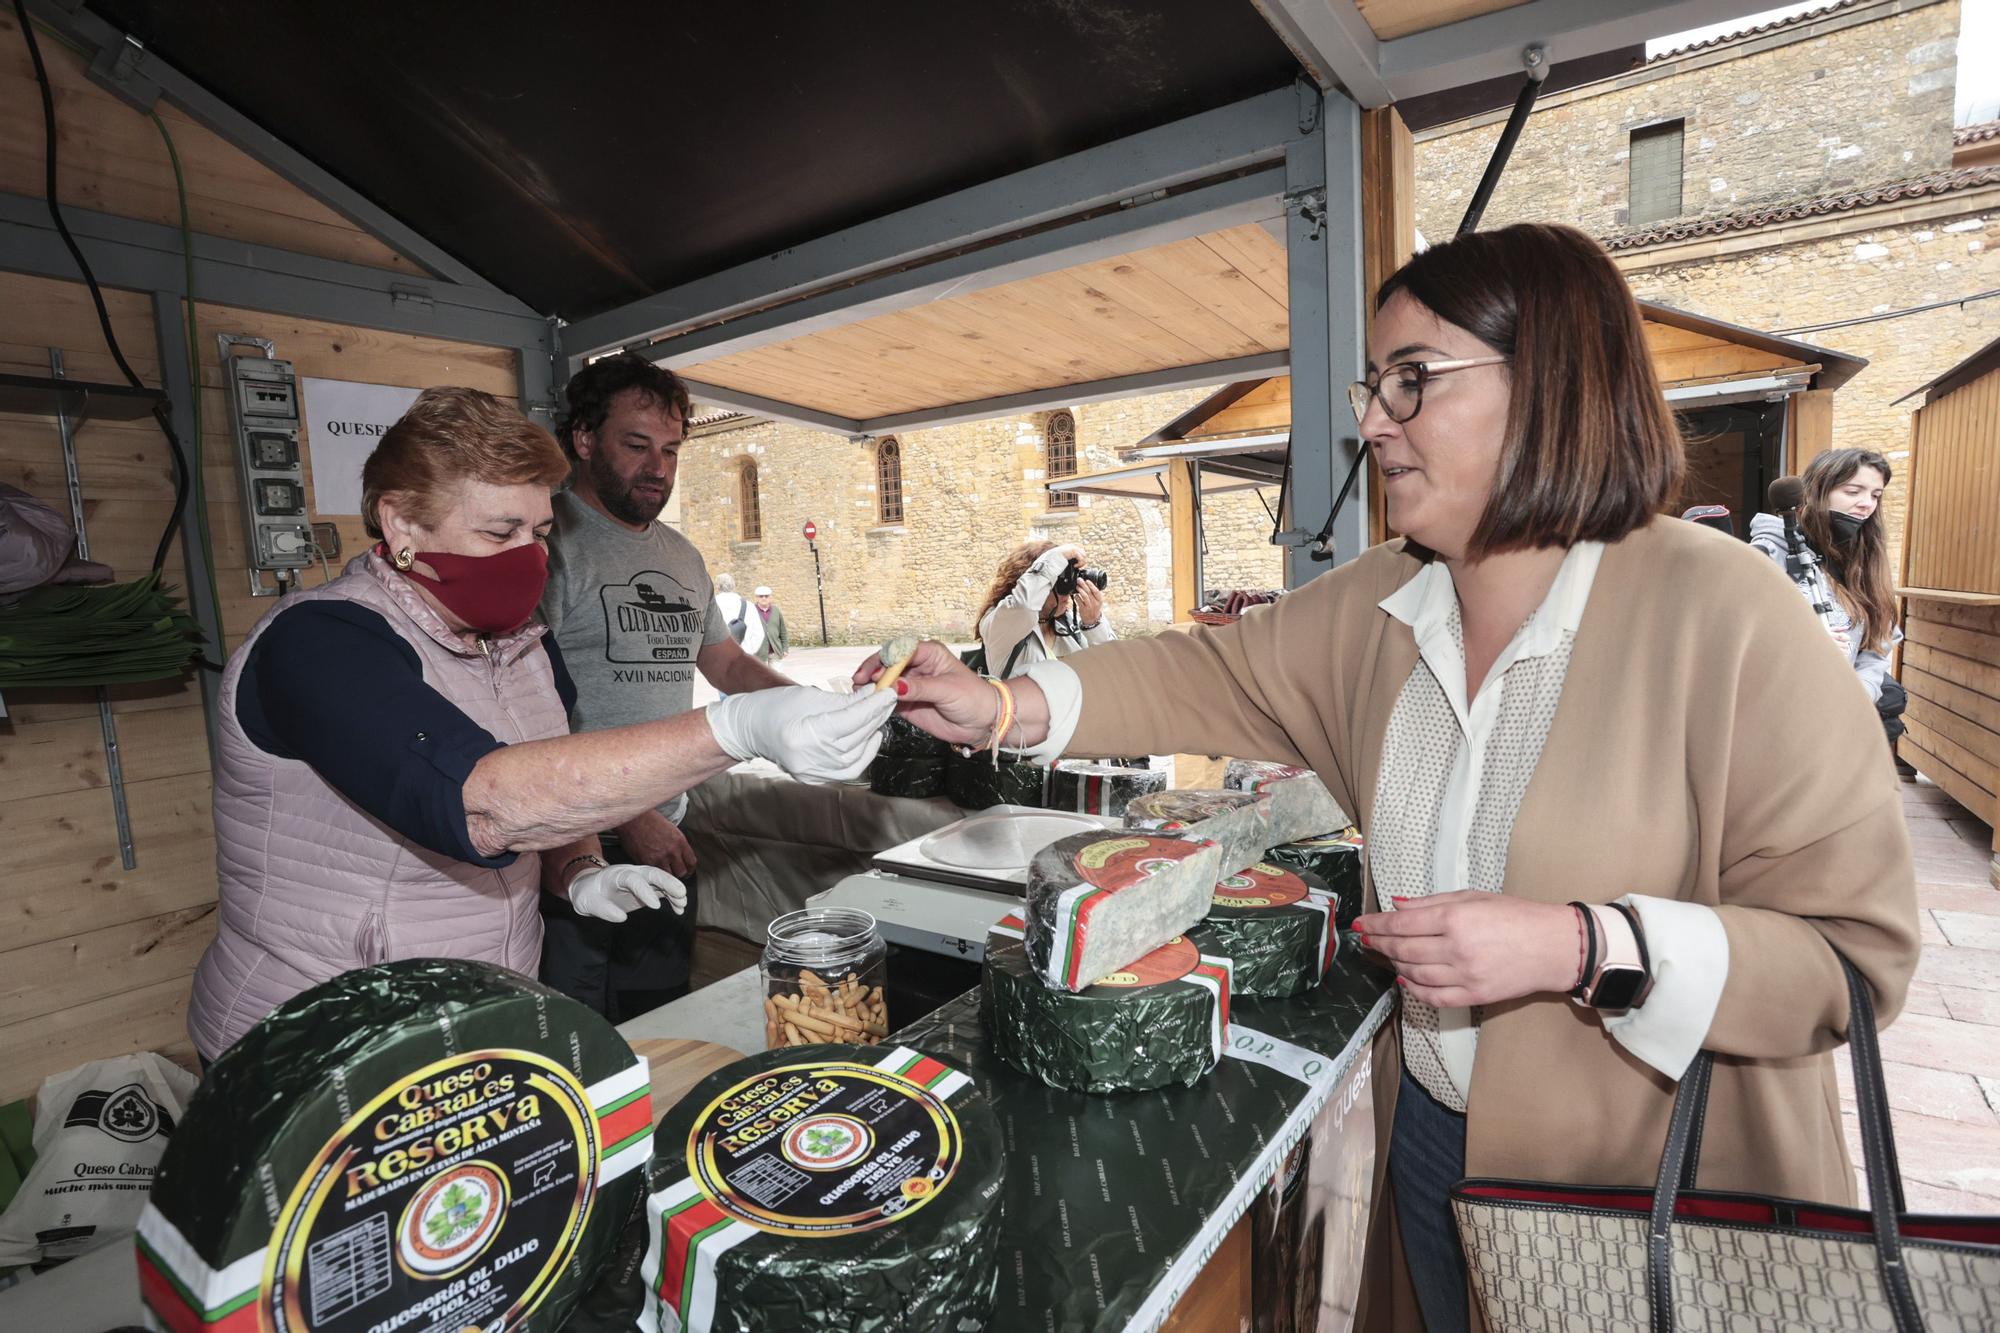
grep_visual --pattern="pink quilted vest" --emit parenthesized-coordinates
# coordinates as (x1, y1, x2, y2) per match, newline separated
(188, 551, 570, 1060)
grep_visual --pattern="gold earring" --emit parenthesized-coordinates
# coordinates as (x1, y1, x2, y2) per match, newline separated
(394, 547, 414, 571)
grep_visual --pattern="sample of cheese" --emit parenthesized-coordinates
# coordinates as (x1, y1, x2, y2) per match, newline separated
(984, 915, 1230, 1093)
(1222, 759, 1313, 793)
(1263, 828, 1365, 928)
(1123, 788, 1272, 878)
(642, 1043, 1004, 1333)
(1024, 830, 1224, 992)
(1186, 863, 1339, 997)
(1044, 759, 1167, 818)
(1261, 774, 1349, 847)
(139, 959, 651, 1333)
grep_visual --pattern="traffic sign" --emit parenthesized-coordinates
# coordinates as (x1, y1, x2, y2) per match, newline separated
(803, 520, 818, 541)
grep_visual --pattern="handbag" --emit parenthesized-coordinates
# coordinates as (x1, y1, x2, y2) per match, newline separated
(1451, 953, 2000, 1332)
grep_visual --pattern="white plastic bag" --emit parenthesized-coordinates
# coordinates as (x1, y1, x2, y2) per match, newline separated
(0, 1053, 197, 1267)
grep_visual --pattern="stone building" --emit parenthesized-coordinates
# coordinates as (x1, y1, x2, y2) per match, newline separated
(672, 389, 1285, 647)
(1412, 0, 1998, 567)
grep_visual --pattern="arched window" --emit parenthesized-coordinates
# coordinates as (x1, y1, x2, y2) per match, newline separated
(1046, 410, 1078, 509)
(739, 460, 762, 541)
(877, 438, 904, 524)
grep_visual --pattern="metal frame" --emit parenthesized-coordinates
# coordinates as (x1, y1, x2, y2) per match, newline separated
(0, 194, 550, 352)
(1248, 0, 1783, 107)
(23, 0, 503, 291)
(559, 88, 1301, 363)
(1283, 89, 1368, 585)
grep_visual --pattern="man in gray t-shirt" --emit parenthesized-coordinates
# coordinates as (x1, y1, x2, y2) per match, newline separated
(540, 354, 791, 1018)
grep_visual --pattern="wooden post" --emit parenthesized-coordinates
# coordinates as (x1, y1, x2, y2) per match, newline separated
(1361, 106, 1415, 548)
(1168, 458, 1199, 622)
(1786, 388, 1834, 475)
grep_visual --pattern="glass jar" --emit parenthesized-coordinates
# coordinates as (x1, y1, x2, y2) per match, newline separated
(761, 908, 889, 1050)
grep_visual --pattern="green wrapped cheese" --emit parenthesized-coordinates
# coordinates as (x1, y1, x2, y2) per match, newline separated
(1024, 830, 1223, 992)
(945, 752, 1047, 810)
(1186, 862, 1339, 998)
(1263, 828, 1365, 928)
(140, 959, 652, 1333)
(983, 915, 1231, 1093)
(643, 1043, 1005, 1332)
(1124, 788, 1270, 876)
(869, 753, 949, 799)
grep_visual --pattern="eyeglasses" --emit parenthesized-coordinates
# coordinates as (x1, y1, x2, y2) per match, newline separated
(1347, 355, 1510, 425)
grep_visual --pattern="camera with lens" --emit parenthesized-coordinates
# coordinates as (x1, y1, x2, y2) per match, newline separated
(1052, 561, 1109, 597)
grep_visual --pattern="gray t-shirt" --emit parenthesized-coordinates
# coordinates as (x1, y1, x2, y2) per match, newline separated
(541, 489, 730, 822)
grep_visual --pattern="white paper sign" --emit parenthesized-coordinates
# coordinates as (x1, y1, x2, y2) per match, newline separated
(300, 377, 422, 515)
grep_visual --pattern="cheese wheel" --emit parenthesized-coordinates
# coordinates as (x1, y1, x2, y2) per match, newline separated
(984, 915, 1231, 1093)
(642, 1043, 1005, 1333)
(1023, 830, 1222, 992)
(1123, 788, 1271, 877)
(1044, 760, 1167, 818)
(139, 959, 652, 1333)
(1263, 828, 1365, 928)
(1186, 863, 1340, 997)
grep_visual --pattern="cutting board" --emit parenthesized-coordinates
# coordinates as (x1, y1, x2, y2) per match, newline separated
(632, 1037, 745, 1114)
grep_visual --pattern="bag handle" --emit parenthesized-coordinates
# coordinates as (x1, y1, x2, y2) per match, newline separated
(1645, 951, 1923, 1333)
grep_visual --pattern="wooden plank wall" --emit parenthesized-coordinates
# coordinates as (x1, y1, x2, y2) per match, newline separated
(1903, 366, 2000, 598)
(1898, 362, 2000, 878)
(0, 11, 524, 1101)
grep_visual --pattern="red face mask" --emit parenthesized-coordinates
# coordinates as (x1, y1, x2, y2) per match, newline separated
(388, 541, 549, 635)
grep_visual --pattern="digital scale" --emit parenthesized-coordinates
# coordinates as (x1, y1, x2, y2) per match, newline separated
(810, 805, 1119, 964)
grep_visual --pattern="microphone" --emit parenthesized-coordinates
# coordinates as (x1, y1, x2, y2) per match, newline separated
(1768, 476, 1805, 512)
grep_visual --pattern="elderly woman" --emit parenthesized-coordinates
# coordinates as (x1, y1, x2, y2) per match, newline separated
(189, 387, 891, 1062)
(867, 224, 1917, 1332)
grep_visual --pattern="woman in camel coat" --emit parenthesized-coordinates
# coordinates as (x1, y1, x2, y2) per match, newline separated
(865, 222, 1918, 1331)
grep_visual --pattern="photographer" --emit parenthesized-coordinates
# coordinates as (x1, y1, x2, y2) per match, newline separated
(975, 541, 1115, 678)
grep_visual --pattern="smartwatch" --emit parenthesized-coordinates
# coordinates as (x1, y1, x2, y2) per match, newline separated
(1570, 902, 1653, 1012)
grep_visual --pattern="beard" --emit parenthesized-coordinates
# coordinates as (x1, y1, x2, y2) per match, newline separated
(586, 448, 671, 525)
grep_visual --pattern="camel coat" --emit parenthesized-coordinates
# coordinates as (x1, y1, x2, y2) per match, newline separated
(1060, 517, 1919, 1331)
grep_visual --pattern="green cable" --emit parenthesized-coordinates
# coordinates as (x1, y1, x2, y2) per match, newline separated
(145, 106, 226, 645)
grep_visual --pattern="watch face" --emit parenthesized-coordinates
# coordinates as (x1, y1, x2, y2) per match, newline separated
(1593, 965, 1647, 1011)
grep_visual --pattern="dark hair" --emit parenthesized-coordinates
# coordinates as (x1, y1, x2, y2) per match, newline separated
(1375, 222, 1684, 558)
(362, 387, 568, 539)
(558, 353, 693, 459)
(1800, 448, 1896, 653)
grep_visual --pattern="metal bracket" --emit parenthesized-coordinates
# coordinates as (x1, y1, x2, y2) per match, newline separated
(391, 283, 436, 313)
(1296, 79, 1322, 136)
(85, 33, 161, 114)
(248, 568, 288, 598)
(217, 332, 276, 360)
(1285, 186, 1328, 242)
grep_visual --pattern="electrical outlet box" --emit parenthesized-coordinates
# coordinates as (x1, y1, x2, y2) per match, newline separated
(219, 348, 311, 573)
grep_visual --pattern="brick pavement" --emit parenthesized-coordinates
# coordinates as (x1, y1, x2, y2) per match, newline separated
(1848, 774, 2000, 1211)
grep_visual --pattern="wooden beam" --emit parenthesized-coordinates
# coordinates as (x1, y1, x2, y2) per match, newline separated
(1169, 458, 1200, 621)
(1787, 389, 1835, 476)
(1360, 105, 1413, 549)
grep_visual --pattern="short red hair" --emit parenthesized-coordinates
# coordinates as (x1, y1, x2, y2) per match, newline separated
(360, 387, 568, 538)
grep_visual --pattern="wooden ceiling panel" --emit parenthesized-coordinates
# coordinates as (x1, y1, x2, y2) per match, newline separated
(682, 223, 1291, 421)
(1355, 0, 1533, 42)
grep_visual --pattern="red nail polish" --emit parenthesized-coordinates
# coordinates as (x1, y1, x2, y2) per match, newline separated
(895, 680, 909, 696)
(1395, 977, 1408, 987)
(1357, 932, 1371, 948)
(1390, 895, 1410, 903)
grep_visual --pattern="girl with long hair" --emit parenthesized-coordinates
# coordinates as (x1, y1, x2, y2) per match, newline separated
(1750, 448, 1906, 741)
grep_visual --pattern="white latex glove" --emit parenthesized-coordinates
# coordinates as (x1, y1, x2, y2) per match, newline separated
(567, 863, 686, 923)
(706, 685, 897, 782)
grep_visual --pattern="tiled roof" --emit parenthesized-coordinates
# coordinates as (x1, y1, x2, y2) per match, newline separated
(1646, 1, 1857, 64)
(1957, 121, 2000, 147)
(1604, 166, 2000, 250)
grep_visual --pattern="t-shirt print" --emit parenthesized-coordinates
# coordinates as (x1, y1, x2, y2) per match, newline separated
(598, 569, 707, 664)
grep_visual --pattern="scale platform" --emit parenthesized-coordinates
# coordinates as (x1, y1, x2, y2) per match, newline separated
(824, 805, 1120, 962)
(869, 804, 1114, 892)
